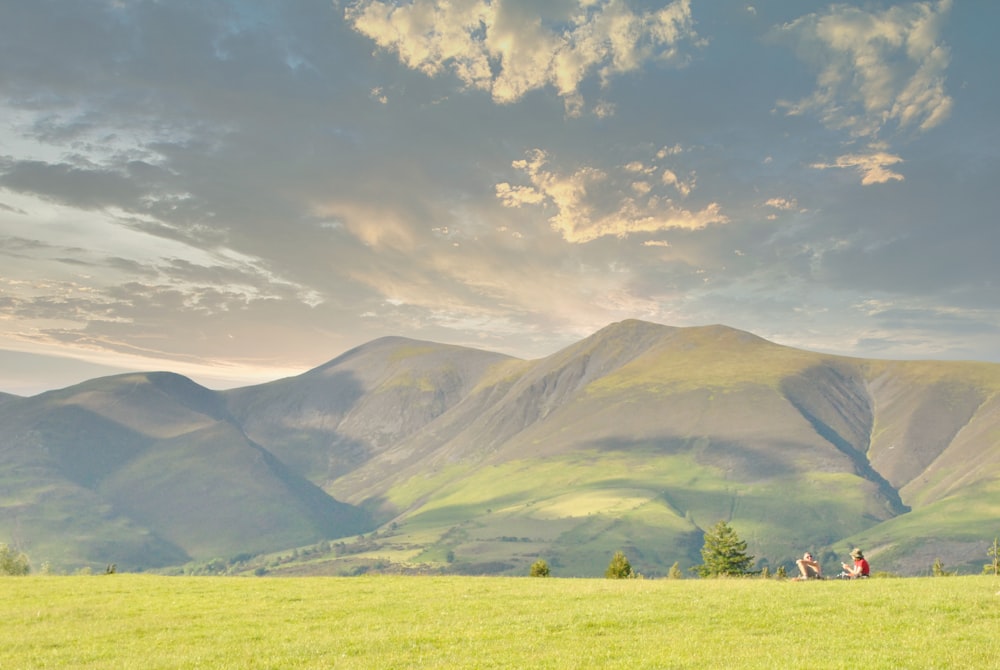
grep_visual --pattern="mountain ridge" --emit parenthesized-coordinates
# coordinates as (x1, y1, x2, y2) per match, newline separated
(2, 320, 998, 576)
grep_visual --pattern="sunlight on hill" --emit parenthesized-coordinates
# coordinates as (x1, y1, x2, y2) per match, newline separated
(529, 490, 653, 518)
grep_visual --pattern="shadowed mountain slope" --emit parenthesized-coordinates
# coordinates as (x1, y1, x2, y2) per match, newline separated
(0, 372, 369, 570)
(2, 320, 999, 575)
(223, 337, 516, 485)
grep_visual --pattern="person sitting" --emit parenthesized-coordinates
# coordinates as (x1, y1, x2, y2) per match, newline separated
(838, 548, 870, 578)
(795, 552, 822, 580)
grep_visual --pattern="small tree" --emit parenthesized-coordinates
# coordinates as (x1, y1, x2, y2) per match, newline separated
(667, 561, 683, 579)
(605, 550, 633, 579)
(984, 537, 1000, 576)
(931, 558, 954, 577)
(529, 559, 550, 577)
(0, 543, 30, 576)
(696, 520, 754, 577)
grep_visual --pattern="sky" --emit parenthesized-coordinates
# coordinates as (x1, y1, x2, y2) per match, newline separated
(1, 0, 998, 396)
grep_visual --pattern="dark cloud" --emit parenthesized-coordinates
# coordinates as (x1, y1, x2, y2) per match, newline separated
(0, 159, 149, 210)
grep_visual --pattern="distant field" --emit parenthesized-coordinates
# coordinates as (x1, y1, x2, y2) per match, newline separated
(4, 575, 999, 668)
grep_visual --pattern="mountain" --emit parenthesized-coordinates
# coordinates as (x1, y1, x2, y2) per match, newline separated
(0, 372, 369, 570)
(1, 321, 999, 576)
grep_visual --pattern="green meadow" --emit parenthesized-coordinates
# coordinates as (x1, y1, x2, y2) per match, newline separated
(4, 575, 999, 669)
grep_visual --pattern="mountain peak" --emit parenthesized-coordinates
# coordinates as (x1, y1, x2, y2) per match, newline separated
(4, 321, 1000, 576)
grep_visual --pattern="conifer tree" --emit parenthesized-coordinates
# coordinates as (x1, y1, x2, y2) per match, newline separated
(605, 550, 633, 579)
(985, 537, 1000, 576)
(696, 520, 754, 577)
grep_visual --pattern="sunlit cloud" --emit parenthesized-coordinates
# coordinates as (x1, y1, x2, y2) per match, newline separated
(345, 0, 700, 107)
(661, 169, 694, 197)
(1, 0, 997, 396)
(496, 148, 727, 243)
(812, 148, 905, 185)
(764, 197, 797, 211)
(776, 0, 952, 139)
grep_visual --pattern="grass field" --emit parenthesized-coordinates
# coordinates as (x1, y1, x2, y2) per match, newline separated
(3, 574, 999, 669)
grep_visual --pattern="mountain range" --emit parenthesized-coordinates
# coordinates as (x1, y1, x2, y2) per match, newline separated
(2, 320, 998, 576)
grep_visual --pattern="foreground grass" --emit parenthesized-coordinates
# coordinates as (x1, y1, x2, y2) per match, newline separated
(3, 575, 999, 669)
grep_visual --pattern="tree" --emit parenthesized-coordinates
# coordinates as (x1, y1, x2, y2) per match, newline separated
(667, 561, 683, 579)
(696, 520, 754, 577)
(529, 559, 550, 577)
(985, 537, 1000, 576)
(605, 550, 633, 579)
(0, 543, 30, 576)
(931, 558, 953, 577)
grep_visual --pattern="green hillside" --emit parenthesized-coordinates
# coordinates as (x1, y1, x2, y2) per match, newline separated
(2, 320, 999, 575)
(0, 373, 369, 571)
(312, 321, 1000, 577)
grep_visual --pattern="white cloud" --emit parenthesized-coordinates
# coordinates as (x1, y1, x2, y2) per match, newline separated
(812, 148, 905, 185)
(661, 168, 693, 197)
(496, 149, 727, 243)
(657, 144, 684, 158)
(764, 197, 797, 210)
(592, 100, 617, 118)
(777, 0, 952, 139)
(345, 0, 698, 104)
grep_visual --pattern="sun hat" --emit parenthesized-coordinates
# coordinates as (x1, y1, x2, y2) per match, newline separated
(850, 548, 864, 558)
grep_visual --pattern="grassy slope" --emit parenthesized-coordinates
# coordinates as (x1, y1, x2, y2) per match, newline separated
(322, 324, 899, 576)
(226, 337, 516, 485)
(0, 382, 193, 570)
(866, 360, 1000, 500)
(357, 449, 888, 577)
(6, 321, 1000, 576)
(0, 373, 371, 571)
(98, 421, 370, 560)
(4, 574, 999, 669)
(288, 323, 999, 577)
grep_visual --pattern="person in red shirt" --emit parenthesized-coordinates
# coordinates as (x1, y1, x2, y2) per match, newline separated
(840, 548, 870, 578)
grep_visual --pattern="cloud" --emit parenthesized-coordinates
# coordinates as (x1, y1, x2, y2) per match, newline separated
(496, 148, 727, 243)
(764, 197, 797, 211)
(661, 168, 693, 197)
(345, 0, 699, 107)
(812, 148, 905, 185)
(776, 0, 952, 139)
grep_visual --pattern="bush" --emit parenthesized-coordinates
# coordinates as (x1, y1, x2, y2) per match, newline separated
(529, 559, 550, 577)
(0, 544, 30, 576)
(605, 551, 632, 579)
(667, 561, 683, 579)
